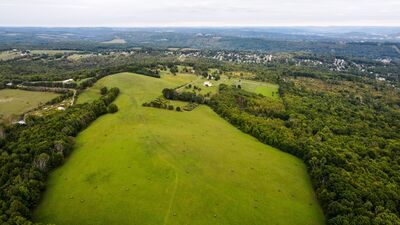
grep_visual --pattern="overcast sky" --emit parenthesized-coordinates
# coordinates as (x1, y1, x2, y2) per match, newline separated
(0, 0, 399, 27)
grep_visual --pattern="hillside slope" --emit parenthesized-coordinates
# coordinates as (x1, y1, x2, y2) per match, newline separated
(33, 73, 324, 225)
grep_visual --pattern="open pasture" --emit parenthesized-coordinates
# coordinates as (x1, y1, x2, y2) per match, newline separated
(0, 89, 59, 123)
(33, 73, 324, 225)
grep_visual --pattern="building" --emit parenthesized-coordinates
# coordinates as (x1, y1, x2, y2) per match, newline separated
(13, 120, 26, 125)
(376, 77, 386, 81)
(62, 79, 74, 84)
(203, 81, 212, 87)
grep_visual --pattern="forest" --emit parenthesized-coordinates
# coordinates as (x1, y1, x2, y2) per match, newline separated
(209, 75, 400, 224)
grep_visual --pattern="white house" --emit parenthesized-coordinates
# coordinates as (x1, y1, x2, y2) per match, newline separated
(62, 79, 74, 84)
(203, 81, 213, 87)
(376, 77, 386, 81)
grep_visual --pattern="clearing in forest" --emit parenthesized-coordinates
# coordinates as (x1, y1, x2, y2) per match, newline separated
(0, 89, 59, 123)
(178, 75, 279, 99)
(33, 72, 324, 225)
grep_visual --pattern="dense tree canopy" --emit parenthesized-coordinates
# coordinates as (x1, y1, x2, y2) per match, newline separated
(209, 80, 400, 225)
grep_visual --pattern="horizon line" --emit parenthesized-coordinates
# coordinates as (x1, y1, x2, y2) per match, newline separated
(1, 25, 400, 29)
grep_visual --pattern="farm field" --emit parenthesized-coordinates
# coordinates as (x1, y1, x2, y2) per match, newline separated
(178, 75, 279, 98)
(101, 38, 127, 44)
(67, 54, 96, 61)
(240, 80, 279, 98)
(0, 89, 59, 123)
(33, 72, 324, 225)
(0, 51, 21, 61)
(30, 50, 79, 55)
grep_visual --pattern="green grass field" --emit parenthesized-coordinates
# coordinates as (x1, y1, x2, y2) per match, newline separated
(101, 38, 127, 44)
(33, 73, 324, 225)
(178, 75, 279, 99)
(0, 51, 21, 61)
(30, 50, 79, 55)
(0, 89, 59, 123)
(240, 80, 279, 98)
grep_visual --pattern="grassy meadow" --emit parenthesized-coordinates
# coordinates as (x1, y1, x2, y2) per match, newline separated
(0, 51, 21, 61)
(101, 38, 127, 44)
(178, 75, 279, 98)
(0, 89, 59, 123)
(30, 50, 79, 55)
(33, 73, 324, 225)
(240, 80, 279, 98)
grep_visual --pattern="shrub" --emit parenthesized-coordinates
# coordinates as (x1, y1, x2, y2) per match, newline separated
(100, 87, 108, 95)
(107, 103, 118, 113)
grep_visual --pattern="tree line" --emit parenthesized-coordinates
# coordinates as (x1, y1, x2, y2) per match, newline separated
(162, 88, 208, 104)
(209, 81, 400, 225)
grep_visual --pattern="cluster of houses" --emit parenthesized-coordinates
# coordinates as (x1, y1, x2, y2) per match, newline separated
(212, 52, 274, 64)
(333, 59, 347, 71)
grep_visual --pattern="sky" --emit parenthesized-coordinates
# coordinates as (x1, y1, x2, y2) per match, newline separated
(0, 0, 399, 27)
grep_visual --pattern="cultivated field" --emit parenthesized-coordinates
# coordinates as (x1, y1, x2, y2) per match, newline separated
(33, 73, 324, 225)
(0, 89, 59, 123)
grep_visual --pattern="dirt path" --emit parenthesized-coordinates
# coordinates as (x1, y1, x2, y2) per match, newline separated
(70, 89, 77, 106)
(175, 76, 201, 92)
(163, 172, 179, 225)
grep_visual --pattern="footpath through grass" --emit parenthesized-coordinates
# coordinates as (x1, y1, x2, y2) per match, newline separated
(33, 72, 324, 225)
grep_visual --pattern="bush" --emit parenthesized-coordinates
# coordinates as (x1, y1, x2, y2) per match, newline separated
(168, 105, 174, 110)
(176, 107, 182, 112)
(107, 103, 118, 113)
(100, 87, 108, 95)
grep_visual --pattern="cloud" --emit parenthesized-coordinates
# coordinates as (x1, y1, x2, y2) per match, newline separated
(0, 0, 399, 26)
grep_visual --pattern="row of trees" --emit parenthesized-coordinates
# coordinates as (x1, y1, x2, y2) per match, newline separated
(142, 98, 175, 111)
(0, 87, 120, 224)
(209, 81, 400, 225)
(162, 88, 208, 104)
(21, 81, 77, 89)
(45, 91, 74, 106)
(10, 86, 71, 94)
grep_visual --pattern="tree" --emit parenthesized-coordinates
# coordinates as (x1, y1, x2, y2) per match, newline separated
(100, 87, 108, 95)
(170, 65, 179, 75)
(33, 153, 50, 172)
(107, 103, 118, 113)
